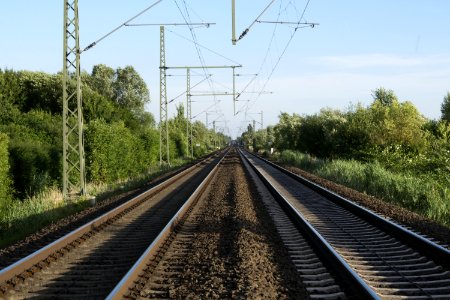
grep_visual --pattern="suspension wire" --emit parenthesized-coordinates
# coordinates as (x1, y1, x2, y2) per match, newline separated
(173, 0, 216, 96)
(246, 0, 312, 113)
(125, 22, 215, 27)
(168, 75, 212, 104)
(236, 0, 283, 99)
(81, 0, 165, 53)
(192, 101, 222, 119)
(166, 29, 242, 66)
(236, 0, 277, 42)
(191, 70, 234, 92)
(169, 0, 224, 124)
(183, 0, 207, 23)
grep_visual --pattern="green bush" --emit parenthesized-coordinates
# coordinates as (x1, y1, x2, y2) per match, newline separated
(9, 140, 57, 198)
(0, 133, 12, 210)
(85, 119, 156, 183)
(1, 110, 61, 198)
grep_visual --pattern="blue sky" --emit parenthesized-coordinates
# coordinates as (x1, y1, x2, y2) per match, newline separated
(1, 1, 450, 138)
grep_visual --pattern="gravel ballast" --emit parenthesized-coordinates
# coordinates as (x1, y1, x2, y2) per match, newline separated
(153, 151, 307, 299)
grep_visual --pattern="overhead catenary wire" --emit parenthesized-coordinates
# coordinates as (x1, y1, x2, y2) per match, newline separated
(191, 70, 234, 92)
(244, 0, 312, 114)
(168, 75, 212, 104)
(257, 20, 319, 28)
(192, 101, 222, 119)
(166, 29, 242, 66)
(81, 0, 165, 53)
(125, 22, 215, 27)
(173, 0, 214, 92)
(236, 0, 284, 100)
(236, 0, 277, 42)
(172, 0, 224, 123)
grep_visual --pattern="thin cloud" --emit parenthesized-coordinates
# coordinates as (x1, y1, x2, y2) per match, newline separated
(311, 54, 450, 69)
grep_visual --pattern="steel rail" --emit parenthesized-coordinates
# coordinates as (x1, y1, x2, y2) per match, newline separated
(106, 149, 229, 299)
(243, 149, 450, 268)
(239, 149, 379, 299)
(0, 151, 223, 285)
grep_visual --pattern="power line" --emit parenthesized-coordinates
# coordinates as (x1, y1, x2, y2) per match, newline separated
(236, 0, 277, 42)
(165, 29, 242, 67)
(168, 75, 212, 104)
(125, 22, 215, 27)
(246, 0, 313, 113)
(173, 0, 212, 91)
(236, 0, 284, 99)
(81, 0, 165, 53)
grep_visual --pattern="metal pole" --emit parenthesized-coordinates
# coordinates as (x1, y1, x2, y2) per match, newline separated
(159, 25, 169, 165)
(233, 67, 236, 115)
(186, 68, 190, 158)
(261, 110, 263, 130)
(63, 0, 86, 199)
(213, 120, 216, 149)
(232, 0, 236, 45)
(187, 68, 193, 158)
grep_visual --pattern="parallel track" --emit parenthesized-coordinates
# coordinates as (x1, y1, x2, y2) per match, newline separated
(241, 149, 450, 299)
(0, 151, 225, 299)
(1, 147, 449, 299)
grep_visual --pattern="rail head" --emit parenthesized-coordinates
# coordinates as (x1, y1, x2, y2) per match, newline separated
(239, 149, 379, 299)
(243, 149, 450, 268)
(0, 152, 223, 285)
(106, 149, 229, 299)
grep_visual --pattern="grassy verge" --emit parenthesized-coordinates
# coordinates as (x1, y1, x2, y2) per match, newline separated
(0, 159, 189, 248)
(278, 150, 450, 227)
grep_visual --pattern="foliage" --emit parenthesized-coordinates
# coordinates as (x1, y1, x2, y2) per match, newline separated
(279, 150, 450, 226)
(0, 133, 12, 210)
(372, 87, 397, 106)
(242, 87, 450, 226)
(441, 92, 450, 122)
(89, 64, 115, 100)
(367, 95, 426, 149)
(0, 110, 61, 198)
(85, 65, 150, 114)
(85, 119, 156, 183)
(0, 66, 232, 249)
(113, 66, 150, 113)
(273, 112, 302, 150)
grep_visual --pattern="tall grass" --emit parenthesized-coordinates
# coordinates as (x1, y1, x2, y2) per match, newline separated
(0, 159, 188, 248)
(279, 150, 450, 227)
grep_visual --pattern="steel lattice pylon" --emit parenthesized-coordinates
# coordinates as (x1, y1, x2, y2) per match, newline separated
(62, 0, 86, 198)
(159, 26, 169, 165)
(186, 68, 193, 158)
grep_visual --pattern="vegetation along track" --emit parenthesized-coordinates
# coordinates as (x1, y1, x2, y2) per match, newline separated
(2, 147, 449, 299)
(241, 149, 450, 299)
(0, 150, 225, 299)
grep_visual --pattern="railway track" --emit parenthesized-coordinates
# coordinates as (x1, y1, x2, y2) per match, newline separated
(0, 150, 225, 299)
(241, 149, 450, 299)
(1, 147, 449, 299)
(107, 149, 310, 299)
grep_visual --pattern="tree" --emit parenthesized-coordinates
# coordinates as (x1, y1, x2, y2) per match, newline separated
(372, 87, 397, 106)
(113, 66, 150, 113)
(90, 64, 115, 100)
(441, 92, 450, 122)
(273, 112, 302, 150)
(169, 105, 188, 158)
(369, 97, 425, 149)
